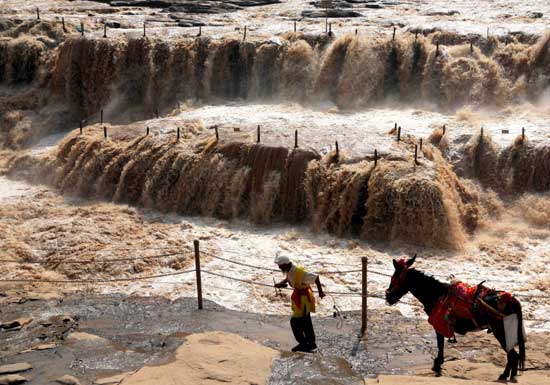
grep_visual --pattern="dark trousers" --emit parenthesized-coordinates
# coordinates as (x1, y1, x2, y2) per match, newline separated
(290, 313, 316, 346)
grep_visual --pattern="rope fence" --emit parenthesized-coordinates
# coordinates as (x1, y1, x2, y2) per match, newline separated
(0, 251, 184, 265)
(1, 239, 549, 329)
(0, 269, 196, 284)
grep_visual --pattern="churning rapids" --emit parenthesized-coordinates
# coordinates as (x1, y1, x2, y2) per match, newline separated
(1, 2, 550, 384)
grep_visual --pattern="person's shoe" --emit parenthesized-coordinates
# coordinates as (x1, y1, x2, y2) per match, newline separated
(306, 343, 317, 351)
(291, 344, 304, 352)
(295, 343, 316, 353)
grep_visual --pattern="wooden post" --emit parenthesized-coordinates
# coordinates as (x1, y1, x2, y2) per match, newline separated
(243, 25, 247, 41)
(103, 126, 107, 140)
(100, 109, 103, 124)
(414, 144, 418, 164)
(355, 28, 358, 36)
(442, 124, 446, 135)
(522, 127, 525, 141)
(397, 126, 401, 142)
(294, 130, 298, 148)
(394, 122, 397, 131)
(36, 8, 40, 20)
(177, 127, 180, 141)
(361, 257, 367, 336)
(143, 21, 146, 37)
(215, 125, 219, 141)
(198, 26, 202, 37)
(392, 26, 396, 41)
(335, 141, 339, 160)
(257, 125, 261, 143)
(146, 126, 149, 136)
(62, 17, 66, 32)
(328, 22, 332, 35)
(480, 127, 484, 141)
(79, 120, 83, 135)
(419, 137, 423, 150)
(374, 149, 378, 167)
(103, 23, 107, 38)
(294, 21, 297, 33)
(194, 240, 203, 310)
(81, 21, 84, 36)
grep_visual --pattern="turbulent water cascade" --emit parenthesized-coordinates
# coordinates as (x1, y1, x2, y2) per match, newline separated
(5, 130, 485, 249)
(460, 132, 550, 195)
(46, 33, 550, 110)
(2, 20, 550, 149)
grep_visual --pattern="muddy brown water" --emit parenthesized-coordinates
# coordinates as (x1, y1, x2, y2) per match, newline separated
(0, 293, 440, 384)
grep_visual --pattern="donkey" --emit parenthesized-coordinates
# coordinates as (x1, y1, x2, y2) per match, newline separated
(385, 255, 526, 382)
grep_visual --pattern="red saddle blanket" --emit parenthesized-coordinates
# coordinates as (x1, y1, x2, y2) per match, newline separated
(429, 281, 515, 338)
(428, 282, 482, 338)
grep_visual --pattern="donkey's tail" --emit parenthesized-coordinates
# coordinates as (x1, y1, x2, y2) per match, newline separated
(517, 302, 526, 371)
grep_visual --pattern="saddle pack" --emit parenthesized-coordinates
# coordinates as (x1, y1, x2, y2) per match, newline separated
(428, 281, 513, 338)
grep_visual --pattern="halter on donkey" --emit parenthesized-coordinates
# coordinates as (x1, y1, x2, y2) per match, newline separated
(385, 255, 526, 382)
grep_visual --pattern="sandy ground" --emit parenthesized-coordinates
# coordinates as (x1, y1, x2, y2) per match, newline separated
(117, 331, 278, 385)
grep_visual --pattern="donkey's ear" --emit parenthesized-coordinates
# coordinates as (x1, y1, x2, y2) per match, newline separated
(393, 259, 398, 269)
(406, 254, 417, 267)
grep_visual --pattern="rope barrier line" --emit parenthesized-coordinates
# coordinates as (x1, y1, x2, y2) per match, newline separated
(29, 246, 184, 253)
(202, 250, 363, 275)
(2, 267, 548, 324)
(202, 269, 375, 297)
(0, 269, 195, 284)
(0, 252, 185, 265)
(200, 250, 280, 272)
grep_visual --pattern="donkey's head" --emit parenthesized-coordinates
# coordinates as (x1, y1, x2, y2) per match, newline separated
(385, 254, 416, 305)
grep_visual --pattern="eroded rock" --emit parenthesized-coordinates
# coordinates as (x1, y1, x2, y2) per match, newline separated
(0, 318, 32, 331)
(0, 375, 27, 385)
(55, 375, 81, 385)
(0, 363, 32, 376)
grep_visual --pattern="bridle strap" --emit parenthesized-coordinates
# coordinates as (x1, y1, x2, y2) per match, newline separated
(391, 259, 410, 290)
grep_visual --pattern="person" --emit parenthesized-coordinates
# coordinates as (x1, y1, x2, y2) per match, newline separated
(274, 254, 325, 352)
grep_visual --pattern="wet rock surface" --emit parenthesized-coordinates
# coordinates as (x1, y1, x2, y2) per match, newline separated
(301, 9, 362, 18)
(2, 292, 548, 385)
(92, 0, 280, 13)
(0, 293, 431, 384)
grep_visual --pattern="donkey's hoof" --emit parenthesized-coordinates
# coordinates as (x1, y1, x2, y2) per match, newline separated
(497, 374, 508, 382)
(510, 376, 518, 383)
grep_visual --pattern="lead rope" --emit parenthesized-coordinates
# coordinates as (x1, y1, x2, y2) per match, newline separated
(329, 293, 345, 330)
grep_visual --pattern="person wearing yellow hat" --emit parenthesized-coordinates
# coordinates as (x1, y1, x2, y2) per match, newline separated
(274, 253, 325, 352)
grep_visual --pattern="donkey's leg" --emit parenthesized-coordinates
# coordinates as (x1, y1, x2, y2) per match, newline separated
(432, 332, 444, 376)
(509, 349, 519, 382)
(490, 319, 512, 381)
